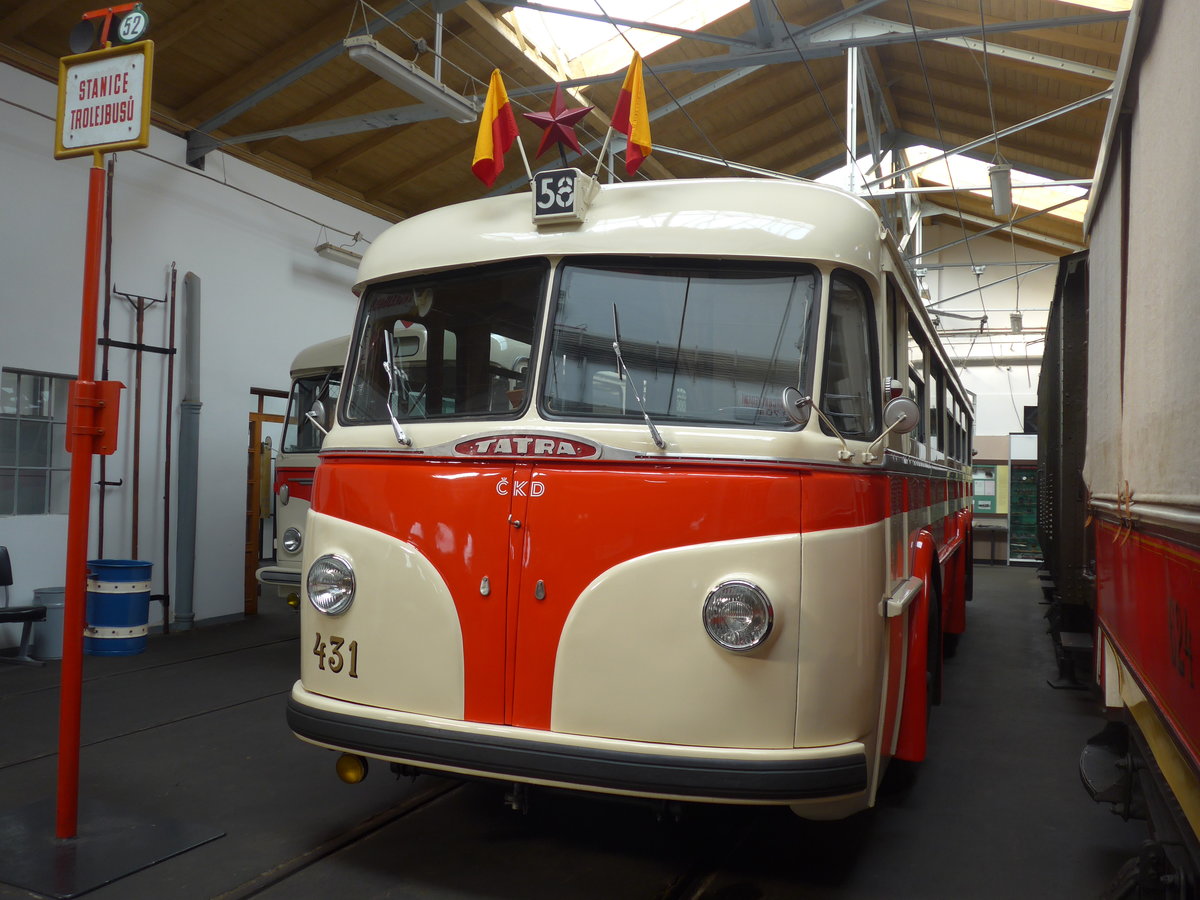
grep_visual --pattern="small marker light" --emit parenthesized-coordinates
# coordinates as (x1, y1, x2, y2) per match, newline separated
(336, 753, 369, 784)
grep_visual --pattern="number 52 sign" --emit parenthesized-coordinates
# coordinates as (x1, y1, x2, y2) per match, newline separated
(532, 168, 599, 226)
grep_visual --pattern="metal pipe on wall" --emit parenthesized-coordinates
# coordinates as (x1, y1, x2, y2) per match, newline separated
(131, 296, 144, 557)
(98, 158, 115, 557)
(161, 264, 177, 634)
(174, 272, 202, 631)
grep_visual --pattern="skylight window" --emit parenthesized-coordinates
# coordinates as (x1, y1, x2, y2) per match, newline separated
(1052, 0, 1132, 10)
(504, 0, 747, 79)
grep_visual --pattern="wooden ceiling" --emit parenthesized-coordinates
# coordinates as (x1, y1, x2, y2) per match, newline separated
(0, 0, 1128, 254)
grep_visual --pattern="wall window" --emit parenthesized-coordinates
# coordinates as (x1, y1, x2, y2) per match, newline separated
(0, 370, 72, 516)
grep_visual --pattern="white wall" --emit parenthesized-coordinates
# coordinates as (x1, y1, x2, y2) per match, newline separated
(916, 225, 1061, 436)
(1, 64, 390, 641)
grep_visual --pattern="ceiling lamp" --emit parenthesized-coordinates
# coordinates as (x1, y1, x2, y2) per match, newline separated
(344, 36, 478, 124)
(314, 242, 363, 267)
(989, 163, 1013, 218)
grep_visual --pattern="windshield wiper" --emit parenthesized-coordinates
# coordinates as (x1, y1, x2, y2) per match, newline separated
(612, 305, 666, 450)
(380, 331, 412, 447)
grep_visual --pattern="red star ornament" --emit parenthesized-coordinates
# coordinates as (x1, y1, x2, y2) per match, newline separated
(522, 84, 593, 158)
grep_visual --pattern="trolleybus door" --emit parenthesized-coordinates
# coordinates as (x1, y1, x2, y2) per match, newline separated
(348, 458, 520, 725)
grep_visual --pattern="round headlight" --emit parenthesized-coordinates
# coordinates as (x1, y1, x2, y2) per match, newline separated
(282, 527, 302, 554)
(702, 580, 773, 651)
(278, 484, 290, 505)
(307, 554, 355, 616)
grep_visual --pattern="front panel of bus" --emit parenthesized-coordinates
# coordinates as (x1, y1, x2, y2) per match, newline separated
(256, 370, 340, 603)
(290, 245, 905, 815)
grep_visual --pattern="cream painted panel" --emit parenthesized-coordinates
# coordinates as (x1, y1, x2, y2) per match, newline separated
(552, 535, 801, 749)
(299, 511, 465, 718)
(795, 522, 888, 747)
(270, 496, 309, 576)
(1120, 1, 1200, 501)
(358, 179, 881, 289)
(1083, 167, 1122, 496)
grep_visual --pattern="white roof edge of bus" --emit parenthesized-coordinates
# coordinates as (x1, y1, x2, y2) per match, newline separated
(291, 334, 351, 377)
(355, 178, 882, 291)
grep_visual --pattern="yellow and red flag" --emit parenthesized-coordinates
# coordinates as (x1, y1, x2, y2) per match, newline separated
(611, 53, 651, 175)
(472, 69, 520, 188)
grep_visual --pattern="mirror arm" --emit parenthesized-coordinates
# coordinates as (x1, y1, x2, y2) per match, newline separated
(305, 410, 329, 437)
(787, 392, 853, 461)
(862, 413, 908, 464)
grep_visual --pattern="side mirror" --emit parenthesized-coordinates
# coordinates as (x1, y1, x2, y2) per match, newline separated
(781, 386, 811, 426)
(306, 400, 329, 436)
(882, 396, 920, 435)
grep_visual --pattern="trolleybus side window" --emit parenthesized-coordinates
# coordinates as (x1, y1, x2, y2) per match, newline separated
(543, 259, 818, 428)
(907, 323, 927, 452)
(342, 261, 544, 424)
(930, 366, 946, 461)
(886, 280, 905, 382)
(820, 270, 880, 439)
(948, 395, 960, 463)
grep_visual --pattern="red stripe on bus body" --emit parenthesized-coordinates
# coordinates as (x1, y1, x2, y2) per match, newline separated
(275, 466, 316, 503)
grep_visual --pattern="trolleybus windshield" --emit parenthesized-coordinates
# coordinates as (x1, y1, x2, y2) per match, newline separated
(342, 258, 819, 430)
(343, 260, 546, 424)
(545, 260, 818, 428)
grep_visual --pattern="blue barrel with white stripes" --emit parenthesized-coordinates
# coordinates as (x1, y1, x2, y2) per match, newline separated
(85, 559, 152, 656)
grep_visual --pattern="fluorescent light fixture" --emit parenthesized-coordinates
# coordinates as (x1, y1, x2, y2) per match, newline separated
(989, 163, 1013, 218)
(344, 36, 479, 124)
(315, 242, 363, 267)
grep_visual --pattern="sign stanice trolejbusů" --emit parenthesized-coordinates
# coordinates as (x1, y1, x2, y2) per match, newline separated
(54, 40, 153, 160)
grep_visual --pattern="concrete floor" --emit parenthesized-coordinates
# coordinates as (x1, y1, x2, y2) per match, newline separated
(0, 565, 1147, 899)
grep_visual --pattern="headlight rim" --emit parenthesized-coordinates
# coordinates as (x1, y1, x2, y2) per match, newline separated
(282, 526, 303, 554)
(701, 579, 774, 652)
(307, 553, 356, 616)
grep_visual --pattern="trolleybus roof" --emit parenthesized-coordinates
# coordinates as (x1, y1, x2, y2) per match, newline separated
(356, 178, 882, 291)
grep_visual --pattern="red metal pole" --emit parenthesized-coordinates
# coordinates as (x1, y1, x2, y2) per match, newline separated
(57, 153, 107, 839)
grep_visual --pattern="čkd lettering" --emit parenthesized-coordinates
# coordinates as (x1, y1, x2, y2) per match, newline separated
(497, 478, 545, 497)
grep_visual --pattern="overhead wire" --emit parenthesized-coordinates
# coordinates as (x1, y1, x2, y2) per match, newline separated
(586, 0, 732, 178)
(0, 95, 375, 237)
(901, 0, 998, 365)
(355, 0, 613, 173)
(972, 0, 1024, 318)
(968, 0, 1032, 420)
(768, 0, 879, 205)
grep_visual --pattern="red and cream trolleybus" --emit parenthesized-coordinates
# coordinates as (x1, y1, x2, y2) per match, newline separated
(286, 175, 974, 820)
(256, 335, 347, 607)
